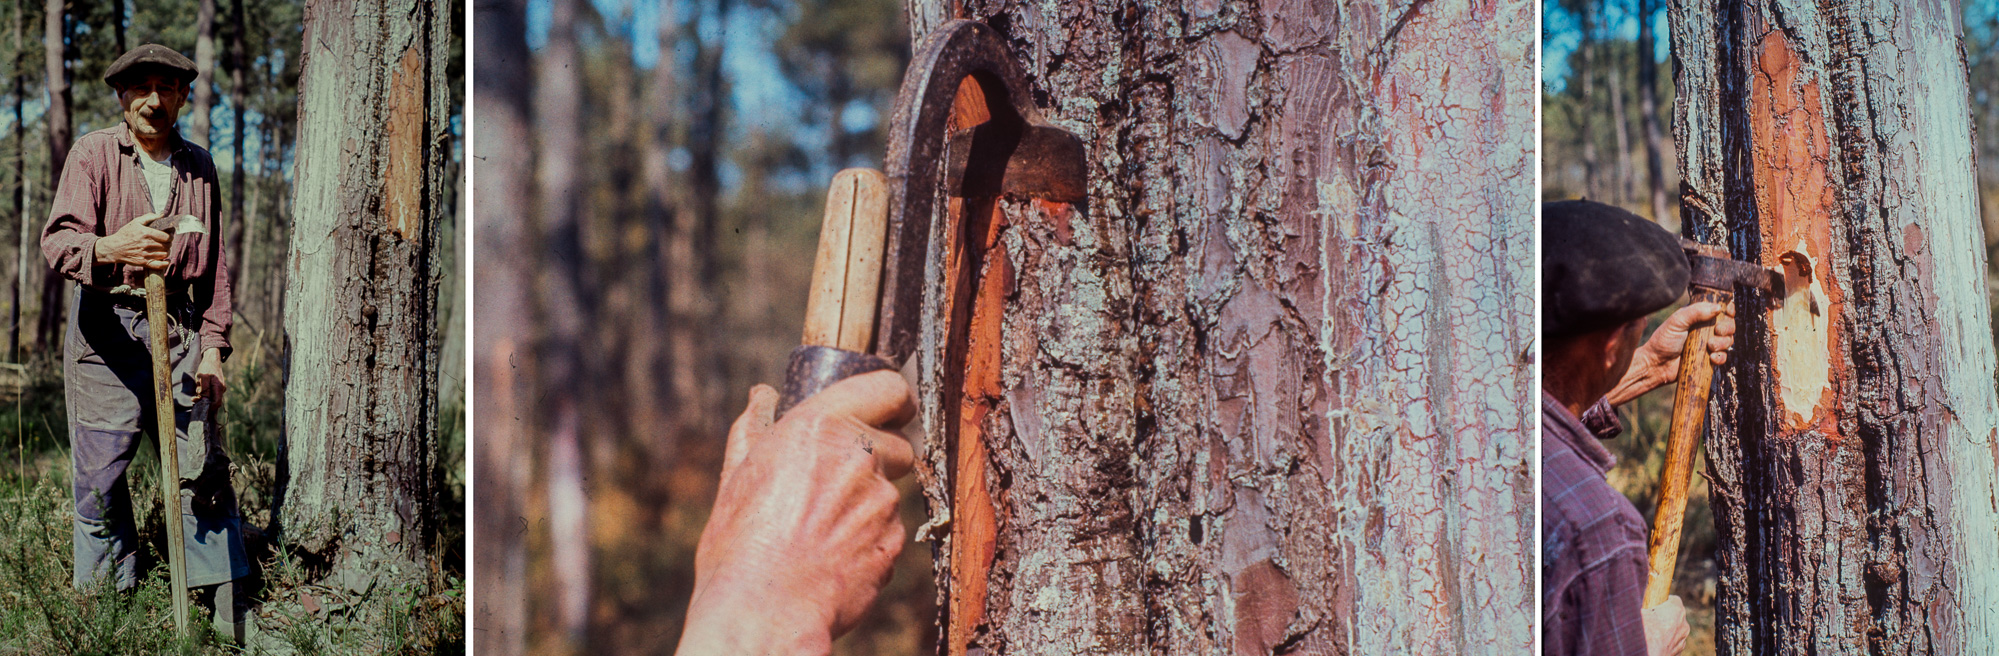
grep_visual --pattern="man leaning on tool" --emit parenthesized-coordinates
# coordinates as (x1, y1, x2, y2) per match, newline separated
(1542, 200, 1732, 656)
(40, 44, 250, 639)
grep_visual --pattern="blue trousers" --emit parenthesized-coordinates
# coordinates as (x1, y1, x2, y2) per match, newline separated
(63, 287, 248, 591)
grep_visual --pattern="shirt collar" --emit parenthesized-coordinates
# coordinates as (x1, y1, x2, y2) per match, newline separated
(115, 122, 187, 161)
(1541, 391, 1620, 475)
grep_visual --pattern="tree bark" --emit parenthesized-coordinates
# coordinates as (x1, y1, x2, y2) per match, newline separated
(1637, 0, 1668, 224)
(904, 1, 1535, 652)
(471, 0, 532, 649)
(36, 0, 65, 351)
(190, 0, 214, 148)
(279, 0, 449, 589)
(1673, 1, 1999, 653)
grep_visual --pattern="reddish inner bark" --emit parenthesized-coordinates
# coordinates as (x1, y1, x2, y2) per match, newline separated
(1748, 30, 1845, 439)
(944, 75, 1005, 655)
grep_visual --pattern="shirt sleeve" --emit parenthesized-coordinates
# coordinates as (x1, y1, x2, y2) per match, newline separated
(40, 143, 113, 287)
(195, 167, 232, 360)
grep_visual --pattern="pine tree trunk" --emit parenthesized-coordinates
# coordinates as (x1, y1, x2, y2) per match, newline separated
(1673, 1, 1999, 652)
(226, 0, 246, 307)
(1638, 0, 1668, 224)
(190, 0, 214, 148)
(470, 0, 534, 638)
(1605, 3, 1633, 203)
(903, 1, 1535, 652)
(279, 0, 449, 588)
(533, 0, 591, 644)
(36, 0, 65, 351)
(1575, 3, 1600, 201)
(11, 0, 24, 360)
(638, 0, 681, 462)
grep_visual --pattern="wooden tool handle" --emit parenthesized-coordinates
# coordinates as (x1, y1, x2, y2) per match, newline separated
(781, 169, 892, 415)
(801, 168, 890, 351)
(145, 272, 190, 633)
(1643, 288, 1728, 609)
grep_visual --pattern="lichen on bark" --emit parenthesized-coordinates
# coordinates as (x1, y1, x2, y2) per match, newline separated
(903, 0, 1534, 653)
(1673, 1, 1999, 652)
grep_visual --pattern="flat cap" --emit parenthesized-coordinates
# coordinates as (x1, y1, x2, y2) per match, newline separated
(103, 44, 197, 87)
(1542, 200, 1689, 338)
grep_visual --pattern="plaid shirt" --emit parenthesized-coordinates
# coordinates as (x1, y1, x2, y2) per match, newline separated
(1542, 392, 1649, 656)
(41, 124, 232, 357)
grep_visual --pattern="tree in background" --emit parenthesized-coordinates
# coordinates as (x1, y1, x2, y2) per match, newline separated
(1541, 0, 1679, 225)
(35, 0, 65, 351)
(471, 0, 532, 650)
(279, 0, 450, 595)
(1674, 1, 1999, 652)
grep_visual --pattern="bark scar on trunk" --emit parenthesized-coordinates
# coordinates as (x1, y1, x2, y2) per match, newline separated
(1748, 28, 1844, 440)
(384, 46, 425, 241)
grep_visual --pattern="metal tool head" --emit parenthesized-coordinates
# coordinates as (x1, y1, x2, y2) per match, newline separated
(1681, 238, 1783, 300)
(872, 19, 1087, 366)
(150, 213, 207, 235)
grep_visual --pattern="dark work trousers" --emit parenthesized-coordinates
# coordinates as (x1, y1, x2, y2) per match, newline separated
(64, 285, 248, 591)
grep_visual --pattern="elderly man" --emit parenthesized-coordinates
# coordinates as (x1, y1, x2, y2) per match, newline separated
(1541, 200, 1734, 656)
(40, 44, 249, 639)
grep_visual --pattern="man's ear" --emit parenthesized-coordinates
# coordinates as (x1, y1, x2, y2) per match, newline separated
(1600, 316, 1646, 370)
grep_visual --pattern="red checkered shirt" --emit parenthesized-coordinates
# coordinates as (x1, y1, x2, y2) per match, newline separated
(41, 124, 232, 357)
(1541, 391, 1649, 656)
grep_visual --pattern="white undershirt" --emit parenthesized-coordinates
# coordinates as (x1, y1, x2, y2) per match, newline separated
(139, 150, 173, 212)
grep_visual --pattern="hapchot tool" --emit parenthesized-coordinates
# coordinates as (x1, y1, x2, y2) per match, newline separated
(775, 19, 1085, 414)
(1642, 239, 1782, 609)
(772, 20, 1086, 655)
(146, 212, 204, 634)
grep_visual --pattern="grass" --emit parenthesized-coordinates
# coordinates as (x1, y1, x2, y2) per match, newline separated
(0, 349, 464, 655)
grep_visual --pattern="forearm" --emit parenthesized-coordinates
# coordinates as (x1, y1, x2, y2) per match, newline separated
(1603, 349, 1667, 407)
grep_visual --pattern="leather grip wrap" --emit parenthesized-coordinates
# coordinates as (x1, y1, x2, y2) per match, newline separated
(777, 344, 896, 416)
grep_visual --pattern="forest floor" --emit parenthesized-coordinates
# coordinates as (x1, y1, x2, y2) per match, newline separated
(0, 353, 464, 655)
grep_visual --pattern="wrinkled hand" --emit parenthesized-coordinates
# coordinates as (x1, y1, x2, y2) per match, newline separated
(94, 212, 171, 270)
(676, 371, 917, 656)
(1643, 595, 1690, 656)
(1606, 301, 1736, 406)
(194, 347, 226, 402)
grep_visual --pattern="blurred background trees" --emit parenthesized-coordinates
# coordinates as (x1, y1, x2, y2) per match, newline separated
(472, 0, 925, 653)
(1543, 1, 1999, 652)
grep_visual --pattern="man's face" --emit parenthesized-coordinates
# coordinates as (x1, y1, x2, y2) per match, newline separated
(117, 72, 188, 139)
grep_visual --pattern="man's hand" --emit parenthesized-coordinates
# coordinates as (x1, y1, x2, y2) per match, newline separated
(676, 371, 917, 656)
(93, 212, 171, 270)
(1605, 301, 1736, 406)
(194, 347, 226, 402)
(1643, 595, 1690, 656)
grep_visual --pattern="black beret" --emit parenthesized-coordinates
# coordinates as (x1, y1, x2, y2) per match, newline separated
(1542, 200, 1689, 339)
(103, 44, 197, 88)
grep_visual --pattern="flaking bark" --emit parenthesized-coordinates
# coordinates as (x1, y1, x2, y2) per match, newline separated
(904, 1, 1535, 653)
(1672, 0, 1999, 652)
(279, 0, 450, 587)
